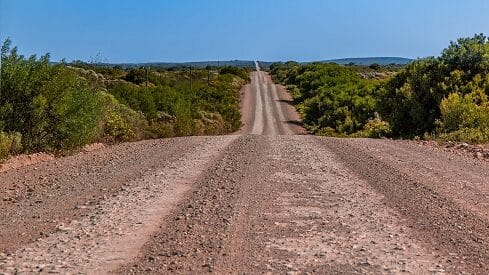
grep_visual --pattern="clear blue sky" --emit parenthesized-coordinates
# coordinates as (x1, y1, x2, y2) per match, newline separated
(1, 0, 488, 63)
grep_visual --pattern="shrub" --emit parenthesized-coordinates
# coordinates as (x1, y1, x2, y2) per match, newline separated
(172, 97, 195, 136)
(272, 62, 379, 135)
(1, 38, 248, 158)
(148, 122, 175, 138)
(438, 128, 489, 144)
(103, 111, 137, 142)
(0, 132, 22, 160)
(439, 91, 489, 130)
(379, 34, 489, 138)
(436, 90, 489, 143)
(194, 111, 227, 135)
(1, 39, 104, 152)
(358, 116, 392, 138)
(271, 34, 489, 143)
(220, 66, 249, 81)
(100, 92, 149, 141)
(316, 127, 340, 137)
(125, 68, 149, 85)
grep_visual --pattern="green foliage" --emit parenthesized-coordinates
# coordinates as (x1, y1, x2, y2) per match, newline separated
(193, 111, 227, 135)
(0, 38, 248, 160)
(106, 70, 244, 138)
(219, 66, 250, 81)
(378, 57, 448, 136)
(70, 61, 125, 79)
(436, 90, 489, 143)
(0, 132, 22, 160)
(379, 34, 489, 138)
(441, 34, 489, 77)
(104, 111, 136, 142)
(437, 128, 489, 144)
(108, 82, 158, 119)
(1, 39, 104, 152)
(99, 92, 149, 141)
(271, 62, 379, 135)
(369, 63, 381, 70)
(356, 116, 392, 138)
(125, 68, 149, 85)
(271, 34, 489, 143)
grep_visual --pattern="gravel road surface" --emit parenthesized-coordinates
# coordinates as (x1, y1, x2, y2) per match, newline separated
(1, 63, 489, 274)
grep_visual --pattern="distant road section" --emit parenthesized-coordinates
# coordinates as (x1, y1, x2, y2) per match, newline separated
(240, 61, 304, 135)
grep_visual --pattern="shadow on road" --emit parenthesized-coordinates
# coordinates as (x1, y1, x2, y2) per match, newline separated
(277, 99, 295, 106)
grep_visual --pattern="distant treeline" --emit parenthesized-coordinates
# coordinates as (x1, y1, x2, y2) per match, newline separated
(321, 57, 413, 66)
(70, 60, 257, 70)
(0, 39, 249, 160)
(271, 34, 489, 143)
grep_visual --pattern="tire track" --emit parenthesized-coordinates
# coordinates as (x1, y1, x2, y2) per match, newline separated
(321, 137, 489, 274)
(0, 136, 238, 274)
(261, 80, 278, 136)
(250, 71, 264, 135)
(270, 80, 293, 135)
(117, 135, 269, 274)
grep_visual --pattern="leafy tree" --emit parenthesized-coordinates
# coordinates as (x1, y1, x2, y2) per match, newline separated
(271, 62, 381, 135)
(1, 39, 104, 152)
(379, 33, 489, 138)
(369, 63, 381, 70)
(125, 68, 148, 84)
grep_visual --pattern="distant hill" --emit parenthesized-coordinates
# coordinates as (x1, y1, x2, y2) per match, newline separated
(101, 60, 256, 69)
(322, 57, 413, 66)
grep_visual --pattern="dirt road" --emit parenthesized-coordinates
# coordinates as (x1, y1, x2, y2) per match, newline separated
(1, 63, 489, 274)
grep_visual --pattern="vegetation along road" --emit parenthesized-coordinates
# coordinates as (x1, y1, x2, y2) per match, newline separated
(1, 62, 489, 274)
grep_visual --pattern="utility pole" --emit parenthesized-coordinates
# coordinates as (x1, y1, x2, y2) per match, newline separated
(145, 66, 149, 87)
(189, 65, 192, 91)
(207, 66, 210, 86)
(0, 48, 2, 89)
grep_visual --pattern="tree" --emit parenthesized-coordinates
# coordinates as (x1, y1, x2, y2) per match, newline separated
(369, 63, 381, 70)
(125, 68, 148, 84)
(1, 39, 103, 152)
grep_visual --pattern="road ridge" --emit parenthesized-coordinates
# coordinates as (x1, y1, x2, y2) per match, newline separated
(0, 136, 238, 273)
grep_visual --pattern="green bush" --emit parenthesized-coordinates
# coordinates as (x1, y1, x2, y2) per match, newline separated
(1, 39, 104, 152)
(272, 34, 489, 143)
(0, 132, 22, 160)
(172, 97, 195, 136)
(271, 62, 379, 135)
(194, 111, 227, 135)
(316, 127, 343, 137)
(220, 66, 249, 81)
(436, 90, 489, 143)
(1, 38, 248, 159)
(104, 111, 137, 142)
(107, 73, 243, 137)
(100, 92, 149, 140)
(440, 91, 489, 130)
(438, 128, 489, 144)
(357, 116, 392, 138)
(125, 68, 149, 85)
(379, 34, 489, 138)
(148, 122, 175, 138)
(437, 128, 489, 144)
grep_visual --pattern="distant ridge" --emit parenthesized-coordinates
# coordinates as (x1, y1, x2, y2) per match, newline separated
(98, 60, 255, 69)
(322, 57, 413, 65)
